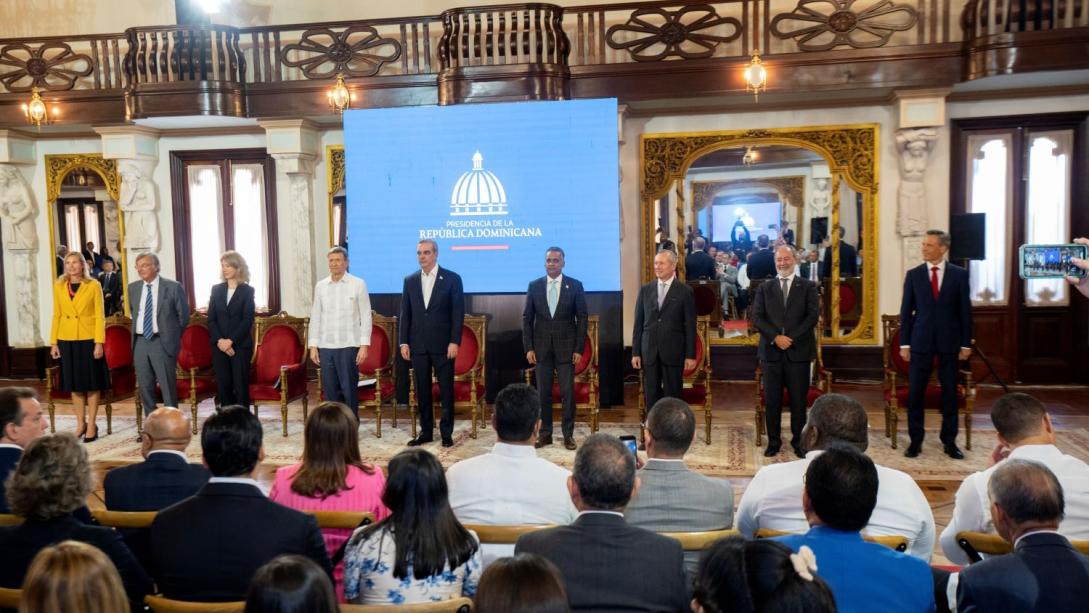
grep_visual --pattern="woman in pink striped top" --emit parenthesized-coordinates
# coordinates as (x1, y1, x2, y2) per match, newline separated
(269, 401, 390, 600)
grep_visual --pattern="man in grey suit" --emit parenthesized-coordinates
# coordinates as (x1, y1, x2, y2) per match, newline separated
(632, 249, 696, 411)
(523, 246, 588, 450)
(625, 397, 733, 579)
(129, 253, 190, 414)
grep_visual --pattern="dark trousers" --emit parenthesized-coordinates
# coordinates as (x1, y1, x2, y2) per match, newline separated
(536, 350, 575, 438)
(134, 335, 178, 414)
(907, 350, 959, 446)
(412, 352, 454, 439)
(319, 347, 359, 416)
(642, 357, 683, 410)
(762, 358, 810, 446)
(212, 345, 251, 407)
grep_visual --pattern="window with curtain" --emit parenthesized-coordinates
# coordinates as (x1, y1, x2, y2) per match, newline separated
(170, 150, 279, 313)
(965, 135, 1012, 306)
(1024, 130, 1074, 307)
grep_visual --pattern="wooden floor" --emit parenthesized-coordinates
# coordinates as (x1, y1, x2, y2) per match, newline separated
(7, 377, 1088, 565)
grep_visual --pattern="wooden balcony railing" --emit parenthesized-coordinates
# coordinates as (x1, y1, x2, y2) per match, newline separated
(125, 25, 245, 85)
(963, 0, 1087, 38)
(439, 3, 569, 69)
(0, 33, 126, 92)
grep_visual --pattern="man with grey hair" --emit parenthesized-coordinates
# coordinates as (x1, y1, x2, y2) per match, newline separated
(956, 460, 1089, 612)
(516, 433, 688, 611)
(684, 236, 717, 280)
(309, 246, 371, 417)
(129, 252, 190, 414)
(899, 228, 972, 459)
(632, 249, 696, 411)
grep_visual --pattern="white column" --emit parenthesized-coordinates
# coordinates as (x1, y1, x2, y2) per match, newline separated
(96, 127, 162, 257)
(0, 131, 41, 347)
(894, 89, 949, 277)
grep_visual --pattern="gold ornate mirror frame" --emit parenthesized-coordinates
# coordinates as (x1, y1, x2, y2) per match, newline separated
(44, 153, 128, 313)
(327, 145, 345, 247)
(640, 125, 879, 345)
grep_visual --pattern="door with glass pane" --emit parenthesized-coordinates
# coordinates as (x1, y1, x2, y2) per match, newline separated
(953, 114, 1088, 384)
(56, 199, 106, 272)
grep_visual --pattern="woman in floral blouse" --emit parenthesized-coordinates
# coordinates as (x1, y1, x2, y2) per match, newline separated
(343, 448, 482, 604)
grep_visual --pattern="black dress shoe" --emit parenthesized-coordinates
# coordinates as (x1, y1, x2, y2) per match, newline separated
(904, 443, 922, 458)
(563, 436, 577, 450)
(535, 435, 553, 449)
(763, 444, 781, 457)
(407, 435, 434, 447)
(944, 444, 965, 460)
(791, 443, 804, 458)
(441, 438, 454, 448)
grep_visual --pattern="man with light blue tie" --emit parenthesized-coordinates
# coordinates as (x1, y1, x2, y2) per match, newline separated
(129, 253, 190, 414)
(523, 247, 587, 450)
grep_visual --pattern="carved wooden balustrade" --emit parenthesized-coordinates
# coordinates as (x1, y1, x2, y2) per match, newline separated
(962, 0, 1088, 78)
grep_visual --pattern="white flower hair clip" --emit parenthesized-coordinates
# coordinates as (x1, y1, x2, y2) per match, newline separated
(790, 545, 818, 582)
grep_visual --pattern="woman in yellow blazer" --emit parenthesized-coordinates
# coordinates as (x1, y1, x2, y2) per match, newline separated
(50, 251, 111, 442)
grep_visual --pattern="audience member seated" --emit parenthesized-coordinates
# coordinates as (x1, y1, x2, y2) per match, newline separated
(692, 536, 835, 613)
(149, 406, 331, 602)
(775, 445, 935, 613)
(270, 401, 389, 599)
(104, 407, 209, 511)
(0, 387, 47, 514)
(625, 397, 733, 578)
(474, 553, 570, 613)
(245, 555, 338, 613)
(737, 393, 935, 560)
(446, 383, 576, 563)
(343, 448, 482, 604)
(0, 434, 152, 606)
(956, 459, 1089, 612)
(19, 540, 129, 613)
(940, 392, 1089, 565)
(746, 235, 776, 280)
(516, 433, 688, 612)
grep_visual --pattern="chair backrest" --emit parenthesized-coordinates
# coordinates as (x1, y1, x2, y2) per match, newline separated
(341, 597, 473, 613)
(573, 315, 599, 377)
(0, 513, 24, 526)
(881, 314, 910, 377)
(144, 595, 244, 613)
(661, 528, 738, 551)
(308, 510, 375, 530)
(252, 312, 307, 383)
(683, 316, 710, 379)
(452, 315, 486, 377)
(358, 313, 396, 377)
(0, 587, 21, 609)
(463, 523, 552, 545)
(92, 509, 157, 528)
(757, 528, 909, 552)
(103, 315, 134, 369)
(178, 312, 213, 372)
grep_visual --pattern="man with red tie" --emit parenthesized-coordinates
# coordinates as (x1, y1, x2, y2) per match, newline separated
(899, 230, 973, 460)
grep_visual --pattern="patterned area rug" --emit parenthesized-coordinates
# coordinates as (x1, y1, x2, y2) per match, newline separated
(65, 415, 1089, 480)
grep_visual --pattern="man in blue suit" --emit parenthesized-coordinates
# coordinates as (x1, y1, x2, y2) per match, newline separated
(0, 387, 47, 514)
(899, 230, 972, 459)
(523, 247, 587, 449)
(400, 239, 465, 448)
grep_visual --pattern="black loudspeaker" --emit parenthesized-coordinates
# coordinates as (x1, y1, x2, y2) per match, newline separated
(950, 213, 986, 260)
(810, 217, 828, 245)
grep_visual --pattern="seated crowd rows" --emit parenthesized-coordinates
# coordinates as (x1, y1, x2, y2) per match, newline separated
(1, 385, 1088, 612)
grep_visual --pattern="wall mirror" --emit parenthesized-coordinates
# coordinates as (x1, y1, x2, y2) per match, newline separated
(327, 145, 347, 249)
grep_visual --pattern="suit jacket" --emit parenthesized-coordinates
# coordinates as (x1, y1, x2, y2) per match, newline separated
(632, 279, 696, 367)
(684, 250, 718, 280)
(128, 276, 190, 357)
(820, 242, 860, 278)
(799, 261, 819, 282)
(753, 275, 820, 362)
(0, 514, 153, 603)
(958, 532, 1089, 613)
(747, 248, 776, 280)
(899, 262, 972, 354)
(522, 275, 588, 360)
(398, 267, 465, 354)
(0, 446, 20, 514)
(55, 255, 64, 277)
(207, 282, 256, 351)
(49, 278, 105, 344)
(516, 512, 688, 612)
(150, 481, 331, 602)
(98, 270, 123, 314)
(104, 452, 210, 512)
(782, 228, 795, 245)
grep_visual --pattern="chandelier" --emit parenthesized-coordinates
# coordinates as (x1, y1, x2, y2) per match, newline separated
(742, 146, 757, 166)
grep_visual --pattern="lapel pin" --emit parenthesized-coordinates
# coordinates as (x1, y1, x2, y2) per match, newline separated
(439, 275, 444, 280)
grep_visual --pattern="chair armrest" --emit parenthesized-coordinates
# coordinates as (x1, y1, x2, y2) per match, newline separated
(280, 362, 307, 391)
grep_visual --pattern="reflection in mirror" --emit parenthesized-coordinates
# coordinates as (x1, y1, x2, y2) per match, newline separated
(52, 169, 123, 315)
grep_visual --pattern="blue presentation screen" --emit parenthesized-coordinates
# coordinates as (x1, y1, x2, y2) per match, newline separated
(344, 98, 620, 294)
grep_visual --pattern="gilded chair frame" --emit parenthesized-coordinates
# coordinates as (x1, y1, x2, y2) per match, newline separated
(523, 315, 601, 433)
(638, 316, 712, 447)
(251, 311, 309, 437)
(409, 314, 487, 439)
(175, 311, 216, 434)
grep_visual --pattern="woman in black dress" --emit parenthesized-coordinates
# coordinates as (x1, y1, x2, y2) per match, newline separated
(49, 251, 111, 442)
(208, 250, 256, 407)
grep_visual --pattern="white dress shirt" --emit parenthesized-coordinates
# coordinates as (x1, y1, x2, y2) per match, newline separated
(308, 273, 372, 349)
(939, 444, 1089, 565)
(736, 450, 936, 560)
(421, 267, 438, 309)
(136, 276, 160, 335)
(207, 476, 268, 496)
(147, 449, 189, 462)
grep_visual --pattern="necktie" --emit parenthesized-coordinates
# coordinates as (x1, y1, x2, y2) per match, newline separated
(930, 266, 940, 300)
(781, 277, 790, 307)
(143, 284, 154, 340)
(657, 282, 667, 308)
(548, 279, 559, 317)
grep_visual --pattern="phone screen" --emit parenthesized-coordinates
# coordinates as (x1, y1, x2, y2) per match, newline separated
(1020, 244, 1088, 279)
(619, 435, 638, 457)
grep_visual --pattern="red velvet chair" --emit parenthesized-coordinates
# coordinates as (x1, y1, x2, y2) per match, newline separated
(172, 312, 216, 434)
(688, 280, 723, 327)
(753, 316, 832, 446)
(882, 314, 974, 450)
(639, 316, 713, 445)
(822, 276, 862, 330)
(46, 315, 140, 434)
(318, 313, 397, 437)
(524, 315, 600, 432)
(248, 312, 309, 437)
(409, 315, 486, 439)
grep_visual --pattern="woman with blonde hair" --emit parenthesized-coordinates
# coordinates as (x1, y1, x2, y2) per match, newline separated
(49, 250, 110, 442)
(207, 250, 256, 407)
(19, 540, 128, 613)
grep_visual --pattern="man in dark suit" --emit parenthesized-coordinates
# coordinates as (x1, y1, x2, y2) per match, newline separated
(820, 226, 860, 278)
(129, 252, 191, 414)
(753, 246, 820, 457)
(746, 235, 776, 280)
(523, 247, 588, 450)
(399, 239, 465, 447)
(957, 459, 1089, 612)
(516, 433, 688, 612)
(632, 249, 696, 410)
(97, 258, 123, 317)
(799, 249, 820, 283)
(55, 244, 67, 277)
(684, 236, 718, 280)
(104, 407, 209, 511)
(82, 241, 102, 274)
(899, 229, 972, 459)
(781, 221, 795, 246)
(149, 406, 330, 602)
(0, 387, 47, 514)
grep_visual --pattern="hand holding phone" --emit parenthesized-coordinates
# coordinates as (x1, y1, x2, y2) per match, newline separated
(1019, 243, 1089, 280)
(618, 435, 638, 458)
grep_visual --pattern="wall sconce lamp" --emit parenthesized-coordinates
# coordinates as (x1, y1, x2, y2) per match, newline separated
(744, 50, 768, 101)
(22, 87, 57, 128)
(327, 74, 352, 114)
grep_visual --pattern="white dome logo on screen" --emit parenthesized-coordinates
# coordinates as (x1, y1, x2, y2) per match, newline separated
(450, 151, 508, 216)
